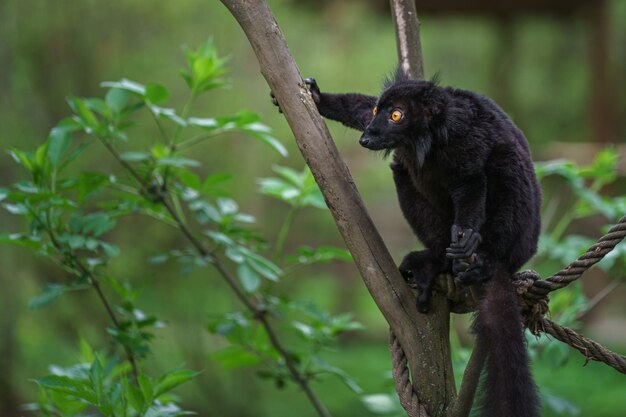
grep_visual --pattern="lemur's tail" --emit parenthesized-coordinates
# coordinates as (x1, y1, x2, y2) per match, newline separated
(473, 264, 540, 417)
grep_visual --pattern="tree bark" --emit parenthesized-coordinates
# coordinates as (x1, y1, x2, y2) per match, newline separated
(220, 0, 455, 415)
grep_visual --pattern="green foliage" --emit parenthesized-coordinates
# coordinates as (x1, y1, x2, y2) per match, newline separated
(2, 40, 359, 416)
(533, 148, 625, 327)
(525, 148, 625, 415)
(27, 346, 196, 417)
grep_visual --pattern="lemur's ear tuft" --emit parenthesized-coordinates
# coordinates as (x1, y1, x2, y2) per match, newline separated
(429, 72, 442, 86)
(382, 65, 411, 89)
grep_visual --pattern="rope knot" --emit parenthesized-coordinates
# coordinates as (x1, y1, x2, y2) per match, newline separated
(513, 270, 549, 335)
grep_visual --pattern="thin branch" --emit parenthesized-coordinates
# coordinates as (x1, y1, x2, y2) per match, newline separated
(71, 260, 141, 384)
(38, 211, 141, 384)
(447, 346, 486, 417)
(99, 132, 331, 417)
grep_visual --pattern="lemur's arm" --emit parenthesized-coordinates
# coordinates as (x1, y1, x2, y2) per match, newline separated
(445, 173, 487, 279)
(306, 79, 377, 132)
(271, 79, 376, 131)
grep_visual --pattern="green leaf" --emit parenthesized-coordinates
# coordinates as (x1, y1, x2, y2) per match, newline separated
(580, 147, 618, 185)
(47, 118, 80, 166)
(314, 246, 352, 262)
(34, 375, 97, 403)
(315, 360, 363, 394)
(156, 157, 200, 168)
(294, 245, 352, 264)
(146, 83, 170, 104)
(79, 337, 95, 363)
(187, 117, 219, 130)
(242, 125, 288, 157)
(82, 212, 116, 237)
(89, 357, 104, 403)
(225, 246, 244, 264)
(138, 374, 154, 404)
(178, 170, 201, 190)
(8, 148, 33, 170)
(154, 369, 199, 398)
(243, 252, 281, 282)
(29, 284, 67, 309)
(120, 151, 151, 162)
(181, 39, 229, 95)
(237, 263, 261, 293)
(292, 321, 314, 339)
(150, 105, 187, 126)
(101, 79, 146, 96)
(0, 233, 42, 249)
(84, 98, 108, 115)
(3, 202, 28, 215)
(272, 165, 303, 186)
(126, 383, 146, 413)
(67, 96, 99, 129)
(105, 88, 130, 113)
(59, 142, 92, 172)
(151, 143, 170, 159)
(257, 177, 299, 203)
(15, 181, 38, 194)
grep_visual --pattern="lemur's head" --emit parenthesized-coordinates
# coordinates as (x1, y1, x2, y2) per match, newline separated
(360, 79, 447, 166)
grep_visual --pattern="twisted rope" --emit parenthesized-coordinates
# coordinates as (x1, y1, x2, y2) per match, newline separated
(541, 318, 626, 374)
(526, 215, 626, 299)
(389, 331, 429, 417)
(389, 218, 626, 417)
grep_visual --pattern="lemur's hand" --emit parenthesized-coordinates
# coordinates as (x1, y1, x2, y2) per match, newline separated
(304, 77, 321, 104)
(446, 225, 481, 260)
(270, 77, 320, 113)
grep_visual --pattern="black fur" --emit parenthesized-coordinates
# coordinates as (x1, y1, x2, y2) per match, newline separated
(299, 76, 542, 417)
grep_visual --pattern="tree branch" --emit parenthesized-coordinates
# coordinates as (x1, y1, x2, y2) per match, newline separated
(389, 0, 425, 79)
(220, 0, 455, 414)
(447, 344, 486, 417)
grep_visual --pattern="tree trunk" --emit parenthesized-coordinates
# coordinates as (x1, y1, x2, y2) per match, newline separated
(220, 1, 456, 415)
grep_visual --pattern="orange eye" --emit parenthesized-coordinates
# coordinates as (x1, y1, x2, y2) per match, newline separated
(372, 106, 378, 116)
(390, 110, 403, 122)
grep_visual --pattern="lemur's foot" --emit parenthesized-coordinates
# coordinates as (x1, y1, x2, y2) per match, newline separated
(454, 253, 489, 286)
(399, 250, 437, 314)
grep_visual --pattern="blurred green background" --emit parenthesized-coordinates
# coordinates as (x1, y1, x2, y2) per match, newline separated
(1, 0, 626, 416)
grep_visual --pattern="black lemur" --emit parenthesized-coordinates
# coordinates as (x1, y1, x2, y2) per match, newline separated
(281, 72, 542, 417)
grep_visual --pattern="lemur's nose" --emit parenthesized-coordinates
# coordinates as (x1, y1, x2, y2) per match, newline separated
(359, 137, 370, 146)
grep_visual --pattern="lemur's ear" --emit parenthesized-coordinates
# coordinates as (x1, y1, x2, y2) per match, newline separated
(423, 87, 448, 141)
